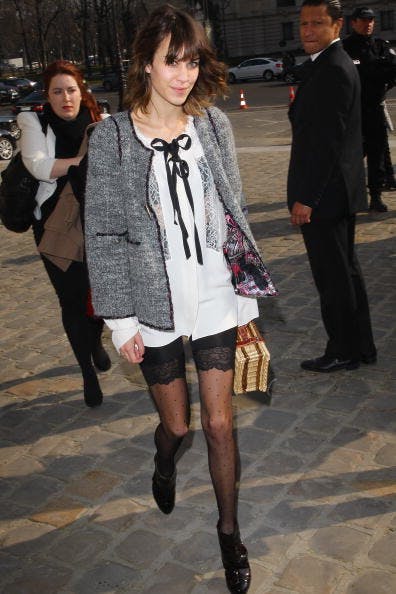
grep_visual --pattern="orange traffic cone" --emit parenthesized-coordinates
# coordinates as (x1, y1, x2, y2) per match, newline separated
(289, 86, 295, 104)
(239, 89, 248, 109)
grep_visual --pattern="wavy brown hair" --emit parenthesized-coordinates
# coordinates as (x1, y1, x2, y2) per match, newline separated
(123, 4, 228, 115)
(42, 60, 102, 121)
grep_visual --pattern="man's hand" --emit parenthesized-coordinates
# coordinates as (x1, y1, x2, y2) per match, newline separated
(290, 202, 312, 226)
(119, 332, 145, 364)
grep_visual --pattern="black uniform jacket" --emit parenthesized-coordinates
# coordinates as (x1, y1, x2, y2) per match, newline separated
(287, 41, 367, 219)
(343, 32, 396, 107)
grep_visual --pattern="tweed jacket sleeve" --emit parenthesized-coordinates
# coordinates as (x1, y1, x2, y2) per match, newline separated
(85, 117, 135, 318)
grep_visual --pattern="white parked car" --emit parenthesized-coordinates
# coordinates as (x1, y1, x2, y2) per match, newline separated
(228, 57, 283, 83)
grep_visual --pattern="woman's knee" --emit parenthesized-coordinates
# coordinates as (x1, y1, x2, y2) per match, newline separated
(201, 412, 233, 442)
(162, 421, 189, 442)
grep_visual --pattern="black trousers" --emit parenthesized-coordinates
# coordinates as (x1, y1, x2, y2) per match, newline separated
(301, 214, 376, 361)
(362, 106, 388, 195)
(32, 208, 102, 378)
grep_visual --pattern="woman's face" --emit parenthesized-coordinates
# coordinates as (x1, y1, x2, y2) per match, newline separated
(145, 35, 200, 110)
(47, 74, 82, 120)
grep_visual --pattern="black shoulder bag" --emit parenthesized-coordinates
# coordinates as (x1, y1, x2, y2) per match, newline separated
(0, 114, 47, 233)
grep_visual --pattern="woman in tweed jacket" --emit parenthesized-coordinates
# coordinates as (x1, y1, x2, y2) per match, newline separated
(85, 5, 276, 593)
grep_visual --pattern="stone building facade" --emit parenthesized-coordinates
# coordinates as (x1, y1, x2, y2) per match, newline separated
(178, 0, 396, 60)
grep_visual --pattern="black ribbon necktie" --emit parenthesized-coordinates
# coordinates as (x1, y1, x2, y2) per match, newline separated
(151, 134, 203, 265)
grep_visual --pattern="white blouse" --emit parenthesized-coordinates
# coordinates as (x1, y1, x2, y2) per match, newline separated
(106, 117, 258, 351)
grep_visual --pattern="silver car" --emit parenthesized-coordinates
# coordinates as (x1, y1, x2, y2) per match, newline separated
(228, 57, 283, 83)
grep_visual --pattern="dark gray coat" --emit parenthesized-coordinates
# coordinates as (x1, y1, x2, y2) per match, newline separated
(85, 107, 263, 329)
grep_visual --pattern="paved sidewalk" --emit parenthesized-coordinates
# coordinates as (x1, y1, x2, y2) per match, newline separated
(0, 109, 395, 594)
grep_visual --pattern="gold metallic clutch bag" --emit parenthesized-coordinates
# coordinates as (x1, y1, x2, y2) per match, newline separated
(234, 321, 270, 394)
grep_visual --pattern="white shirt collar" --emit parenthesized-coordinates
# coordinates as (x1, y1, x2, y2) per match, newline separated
(311, 37, 340, 61)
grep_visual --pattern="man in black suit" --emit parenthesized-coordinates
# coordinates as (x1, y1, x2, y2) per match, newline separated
(287, 0, 377, 372)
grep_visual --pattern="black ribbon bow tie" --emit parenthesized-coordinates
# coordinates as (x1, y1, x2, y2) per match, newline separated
(151, 133, 203, 265)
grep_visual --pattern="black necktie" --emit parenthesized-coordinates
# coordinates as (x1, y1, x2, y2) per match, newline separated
(151, 134, 203, 265)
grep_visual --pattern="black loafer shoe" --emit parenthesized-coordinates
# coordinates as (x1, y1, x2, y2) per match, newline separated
(301, 356, 360, 373)
(152, 455, 176, 515)
(218, 523, 251, 594)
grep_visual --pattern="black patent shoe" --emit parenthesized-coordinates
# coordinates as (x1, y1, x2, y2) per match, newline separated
(301, 355, 359, 373)
(152, 455, 176, 514)
(217, 523, 251, 594)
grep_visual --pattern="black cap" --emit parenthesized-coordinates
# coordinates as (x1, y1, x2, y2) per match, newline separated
(351, 7, 375, 19)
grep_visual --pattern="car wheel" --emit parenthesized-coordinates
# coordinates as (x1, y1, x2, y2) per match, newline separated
(228, 73, 236, 84)
(103, 81, 113, 91)
(10, 123, 21, 139)
(0, 137, 14, 160)
(263, 70, 273, 81)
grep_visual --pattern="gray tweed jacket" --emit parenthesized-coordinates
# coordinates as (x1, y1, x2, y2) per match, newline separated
(85, 107, 263, 329)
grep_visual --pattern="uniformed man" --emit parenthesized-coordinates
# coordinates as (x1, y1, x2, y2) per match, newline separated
(343, 6, 396, 212)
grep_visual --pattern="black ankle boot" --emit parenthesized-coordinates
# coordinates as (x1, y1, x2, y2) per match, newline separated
(89, 318, 112, 372)
(92, 343, 112, 372)
(217, 523, 251, 594)
(152, 454, 176, 514)
(83, 369, 103, 408)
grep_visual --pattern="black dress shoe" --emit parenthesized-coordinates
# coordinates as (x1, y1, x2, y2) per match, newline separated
(152, 455, 176, 514)
(369, 198, 388, 212)
(361, 354, 377, 364)
(381, 180, 396, 191)
(217, 523, 251, 594)
(301, 355, 360, 373)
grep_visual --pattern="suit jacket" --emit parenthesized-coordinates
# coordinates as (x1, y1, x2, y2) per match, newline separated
(287, 41, 367, 219)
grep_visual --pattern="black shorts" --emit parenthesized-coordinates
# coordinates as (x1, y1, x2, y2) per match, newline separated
(139, 327, 237, 386)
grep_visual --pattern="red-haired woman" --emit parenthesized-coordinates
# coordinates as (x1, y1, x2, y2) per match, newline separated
(17, 60, 111, 408)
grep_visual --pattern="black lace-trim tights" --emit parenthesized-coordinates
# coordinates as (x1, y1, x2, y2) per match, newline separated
(198, 367, 237, 534)
(142, 328, 238, 533)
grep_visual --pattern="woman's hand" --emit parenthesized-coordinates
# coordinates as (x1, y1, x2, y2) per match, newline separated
(49, 155, 84, 178)
(119, 332, 145, 364)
